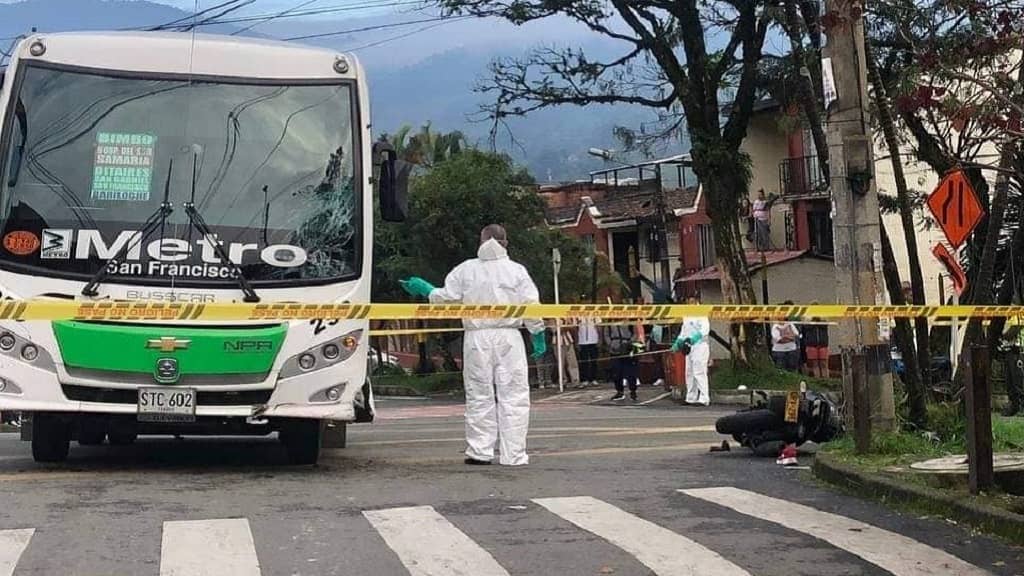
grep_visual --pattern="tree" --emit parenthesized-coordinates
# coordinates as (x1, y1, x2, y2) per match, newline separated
(867, 0, 1024, 373)
(381, 123, 467, 168)
(372, 148, 624, 368)
(437, 0, 773, 360)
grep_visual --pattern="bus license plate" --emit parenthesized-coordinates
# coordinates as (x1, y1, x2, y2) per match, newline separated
(138, 387, 196, 422)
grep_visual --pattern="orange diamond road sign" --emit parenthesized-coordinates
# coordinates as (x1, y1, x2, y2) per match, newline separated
(927, 169, 984, 249)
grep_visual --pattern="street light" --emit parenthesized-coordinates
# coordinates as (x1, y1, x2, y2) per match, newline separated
(552, 248, 564, 393)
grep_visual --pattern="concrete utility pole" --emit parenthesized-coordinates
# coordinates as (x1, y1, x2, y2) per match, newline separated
(823, 0, 895, 433)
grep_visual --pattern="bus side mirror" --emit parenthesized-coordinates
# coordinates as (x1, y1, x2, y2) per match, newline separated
(373, 140, 409, 222)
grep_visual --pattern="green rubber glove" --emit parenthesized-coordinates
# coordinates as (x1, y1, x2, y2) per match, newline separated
(399, 276, 436, 298)
(531, 331, 547, 359)
(688, 332, 703, 345)
(671, 336, 689, 353)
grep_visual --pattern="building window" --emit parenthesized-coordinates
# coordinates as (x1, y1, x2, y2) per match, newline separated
(582, 233, 595, 251)
(698, 224, 716, 268)
(808, 211, 834, 256)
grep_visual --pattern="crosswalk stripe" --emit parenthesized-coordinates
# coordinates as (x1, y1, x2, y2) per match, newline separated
(160, 519, 261, 576)
(682, 487, 991, 576)
(534, 496, 751, 576)
(0, 529, 33, 576)
(363, 505, 510, 576)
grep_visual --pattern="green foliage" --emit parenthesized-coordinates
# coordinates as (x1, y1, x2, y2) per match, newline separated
(709, 358, 839, 391)
(381, 122, 467, 168)
(373, 146, 601, 304)
(825, 415, 1024, 467)
(927, 402, 967, 445)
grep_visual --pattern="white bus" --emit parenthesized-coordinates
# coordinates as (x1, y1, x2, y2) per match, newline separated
(0, 31, 407, 463)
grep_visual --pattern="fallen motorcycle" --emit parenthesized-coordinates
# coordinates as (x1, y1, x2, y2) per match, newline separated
(715, 390, 843, 456)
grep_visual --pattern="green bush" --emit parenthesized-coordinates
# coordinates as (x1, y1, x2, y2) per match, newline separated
(927, 403, 967, 445)
(710, 358, 839, 391)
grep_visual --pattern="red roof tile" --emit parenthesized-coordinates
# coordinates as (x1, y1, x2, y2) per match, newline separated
(677, 250, 816, 282)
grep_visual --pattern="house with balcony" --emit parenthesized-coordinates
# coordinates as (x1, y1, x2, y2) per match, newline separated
(739, 98, 949, 304)
(540, 155, 709, 303)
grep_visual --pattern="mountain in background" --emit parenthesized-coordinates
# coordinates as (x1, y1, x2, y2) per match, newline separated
(0, 0, 685, 180)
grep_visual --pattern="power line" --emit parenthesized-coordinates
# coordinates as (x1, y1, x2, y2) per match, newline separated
(177, 0, 256, 32)
(143, 0, 246, 31)
(283, 15, 454, 41)
(344, 17, 466, 51)
(231, 0, 324, 35)
(207, 1, 425, 27)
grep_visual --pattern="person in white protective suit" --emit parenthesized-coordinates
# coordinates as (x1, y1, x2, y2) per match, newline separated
(672, 296, 711, 406)
(399, 224, 546, 466)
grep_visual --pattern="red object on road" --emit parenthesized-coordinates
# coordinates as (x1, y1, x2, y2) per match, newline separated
(776, 444, 798, 466)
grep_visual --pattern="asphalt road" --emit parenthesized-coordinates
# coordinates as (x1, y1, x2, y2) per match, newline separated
(0, 394, 1021, 576)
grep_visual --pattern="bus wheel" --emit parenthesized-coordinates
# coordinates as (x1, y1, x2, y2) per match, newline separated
(280, 419, 322, 465)
(32, 413, 70, 463)
(78, 419, 106, 446)
(108, 431, 137, 446)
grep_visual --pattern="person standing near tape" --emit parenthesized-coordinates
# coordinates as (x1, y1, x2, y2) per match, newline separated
(399, 224, 546, 466)
(672, 295, 711, 405)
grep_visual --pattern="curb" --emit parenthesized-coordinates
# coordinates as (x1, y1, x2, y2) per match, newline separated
(813, 454, 1024, 544)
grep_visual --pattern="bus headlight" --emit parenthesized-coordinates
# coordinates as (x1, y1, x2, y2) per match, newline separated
(21, 345, 38, 362)
(298, 353, 316, 371)
(280, 329, 363, 379)
(0, 333, 14, 351)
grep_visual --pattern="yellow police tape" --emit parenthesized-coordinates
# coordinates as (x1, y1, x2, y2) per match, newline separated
(1, 300, 1023, 322)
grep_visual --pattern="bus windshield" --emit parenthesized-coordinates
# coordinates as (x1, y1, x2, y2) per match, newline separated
(0, 62, 360, 287)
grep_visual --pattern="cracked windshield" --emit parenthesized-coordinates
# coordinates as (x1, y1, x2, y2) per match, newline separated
(0, 0, 1023, 575)
(0, 64, 358, 284)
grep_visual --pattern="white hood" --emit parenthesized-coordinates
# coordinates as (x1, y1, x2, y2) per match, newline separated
(477, 238, 508, 261)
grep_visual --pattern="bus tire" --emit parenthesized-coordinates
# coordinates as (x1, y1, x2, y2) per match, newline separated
(280, 419, 322, 465)
(108, 431, 137, 446)
(78, 421, 106, 446)
(32, 413, 70, 463)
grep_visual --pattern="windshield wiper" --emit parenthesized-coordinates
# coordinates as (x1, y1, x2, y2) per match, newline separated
(182, 152, 260, 303)
(81, 159, 175, 297)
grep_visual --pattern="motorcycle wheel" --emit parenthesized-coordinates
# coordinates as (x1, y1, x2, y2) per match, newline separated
(715, 409, 782, 435)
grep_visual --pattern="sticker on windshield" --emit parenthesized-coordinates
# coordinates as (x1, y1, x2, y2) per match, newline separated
(91, 132, 156, 202)
(2, 231, 39, 256)
(40, 229, 72, 259)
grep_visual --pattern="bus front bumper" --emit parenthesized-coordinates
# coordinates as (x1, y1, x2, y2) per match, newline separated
(0, 357, 363, 423)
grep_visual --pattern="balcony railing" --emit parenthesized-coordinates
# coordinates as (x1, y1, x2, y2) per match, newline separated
(779, 155, 828, 197)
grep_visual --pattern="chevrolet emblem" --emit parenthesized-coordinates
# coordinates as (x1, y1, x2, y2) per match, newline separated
(146, 337, 191, 353)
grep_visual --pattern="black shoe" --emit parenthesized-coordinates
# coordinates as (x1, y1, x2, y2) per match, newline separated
(630, 395, 638, 402)
(464, 457, 492, 465)
(611, 393, 626, 401)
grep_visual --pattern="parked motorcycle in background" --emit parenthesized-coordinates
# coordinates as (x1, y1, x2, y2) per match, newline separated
(715, 389, 843, 456)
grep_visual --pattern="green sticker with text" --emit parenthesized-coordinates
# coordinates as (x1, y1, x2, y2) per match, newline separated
(91, 132, 156, 201)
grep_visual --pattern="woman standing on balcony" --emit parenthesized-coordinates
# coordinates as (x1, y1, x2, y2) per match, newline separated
(751, 188, 777, 251)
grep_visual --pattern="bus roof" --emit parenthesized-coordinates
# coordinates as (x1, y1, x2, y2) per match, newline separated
(8, 31, 361, 81)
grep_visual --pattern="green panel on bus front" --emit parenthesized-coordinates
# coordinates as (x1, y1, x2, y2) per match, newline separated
(52, 321, 287, 375)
